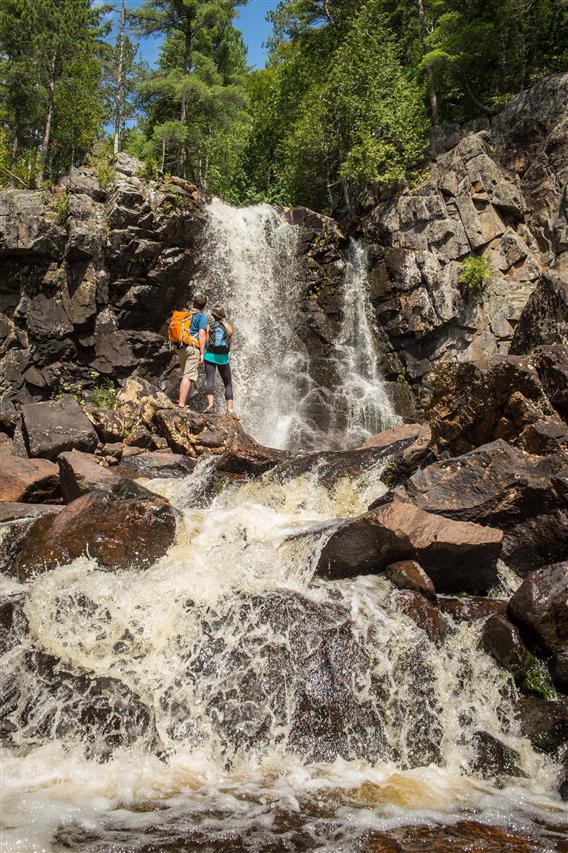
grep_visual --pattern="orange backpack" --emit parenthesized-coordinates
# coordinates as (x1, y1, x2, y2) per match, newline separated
(168, 310, 200, 348)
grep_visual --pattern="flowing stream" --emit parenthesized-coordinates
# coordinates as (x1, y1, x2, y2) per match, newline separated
(1, 459, 567, 851)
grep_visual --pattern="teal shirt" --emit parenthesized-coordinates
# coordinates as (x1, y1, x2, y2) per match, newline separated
(204, 350, 230, 365)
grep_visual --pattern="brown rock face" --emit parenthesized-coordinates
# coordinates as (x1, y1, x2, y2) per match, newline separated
(0, 455, 60, 503)
(316, 500, 503, 594)
(392, 590, 448, 645)
(21, 397, 98, 460)
(427, 357, 557, 457)
(385, 560, 436, 601)
(508, 562, 568, 655)
(391, 440, 568, 575)
(15, 489, 177, 580)
(0, 503, 61, 523)
(58, 450, 120, 501)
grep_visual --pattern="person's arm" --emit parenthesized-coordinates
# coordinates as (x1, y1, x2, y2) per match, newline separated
(225, 322, 233, 347)
(199, 326, 207, 362)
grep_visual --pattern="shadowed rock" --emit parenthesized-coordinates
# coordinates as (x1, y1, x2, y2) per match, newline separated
(0, 455, 60, 503)
(385, 560, 436, 601)
(515, 697, 568, 754)
(438, 597, 507, 623)
(58, 450, 120, 501)
(479, 614, 531, 680)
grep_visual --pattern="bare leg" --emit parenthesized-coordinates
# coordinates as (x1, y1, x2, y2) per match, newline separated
(204, 393, 214, 412)
(178, 376, 192, 407)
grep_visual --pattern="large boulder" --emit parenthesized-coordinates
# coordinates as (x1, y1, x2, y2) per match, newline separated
(14, 488, 177, 580)
(155, 409, 253, 457)
(508, 562, 568, 655)
(216, 444, 294, 477)
(21, 398, 99, 460)
(0, 503, 61, 523)
(0, 455, 60, 503)
(386, 440, 568, 575)
(316, 500, 503, 593)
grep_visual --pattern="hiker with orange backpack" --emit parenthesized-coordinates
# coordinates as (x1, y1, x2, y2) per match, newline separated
(169, 293, 208, 407)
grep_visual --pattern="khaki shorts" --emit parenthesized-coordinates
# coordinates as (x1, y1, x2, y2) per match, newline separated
(180, 346, 200, 381)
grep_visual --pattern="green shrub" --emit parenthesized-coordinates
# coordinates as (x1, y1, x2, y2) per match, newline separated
(459, 256, 491, 290)
(86, 140, 115, 191)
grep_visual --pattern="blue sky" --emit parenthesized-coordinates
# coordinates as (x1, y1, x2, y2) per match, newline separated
(110, 1, 280, 70)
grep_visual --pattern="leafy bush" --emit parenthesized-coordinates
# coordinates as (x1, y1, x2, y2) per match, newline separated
(86, 140, 115, 190)
(54, 375, 117, 410)
(459, 256, 491, 289)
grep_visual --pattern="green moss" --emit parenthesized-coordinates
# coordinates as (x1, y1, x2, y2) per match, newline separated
(213, 478, 230, 495)
(522, 655, 556, 700)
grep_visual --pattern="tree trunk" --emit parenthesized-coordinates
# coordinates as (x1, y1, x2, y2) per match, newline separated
(178, 22, 193, 176)
(463, 73, 493, 116)
(11, 106, 20, 163)
(38, 50, 57, 185)
(114, 0, 126, 156)
(417, 0, 440, 126)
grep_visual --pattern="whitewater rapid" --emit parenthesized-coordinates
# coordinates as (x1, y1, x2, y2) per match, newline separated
(1, 458, 566, 852)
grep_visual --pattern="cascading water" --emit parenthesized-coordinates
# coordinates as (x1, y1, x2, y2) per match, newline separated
(330, 240, 401, 446)
(1, 457, 567, 851)
(197, 199, 311, 449)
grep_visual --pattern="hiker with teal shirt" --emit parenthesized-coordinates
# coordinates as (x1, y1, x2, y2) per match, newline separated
(203, 304, 237, 417)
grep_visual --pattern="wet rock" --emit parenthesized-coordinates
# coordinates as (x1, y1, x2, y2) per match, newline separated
(508, 562, 568, 655)
(392, 590, 448, 645)
(385, 560, 436, 601)
(216, 444, 293, 477)
(0, 455, 60, 503)
(515, 697, 568, 754)
(58, 450, 120, 501)
(21, 398, 98, 460)
(316, 500, 503, 594)
(438, 597, 508, 623)
(390, 440, 568, 575)
(155, 409, 253, 457)
(0, 593, 28, 654)
(550, 652, 568, 693)
(479, 614, 531, 680)
(0, 650, 153, 755)
(469, 731, 523, 778)
(511, 272, 568, 355)
(15, 489, 177, 579)
(270, 445, 401, 489)
(115, 451, 196, 480)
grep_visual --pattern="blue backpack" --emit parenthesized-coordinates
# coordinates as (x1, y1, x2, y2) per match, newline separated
(208, 320, 230, 354)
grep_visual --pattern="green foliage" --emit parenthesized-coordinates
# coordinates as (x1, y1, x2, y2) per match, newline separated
(86, 140, 115, 190)
(54, 374, 117, 410)
(49, 190, 70, 225)
(459, 255, 491, 289)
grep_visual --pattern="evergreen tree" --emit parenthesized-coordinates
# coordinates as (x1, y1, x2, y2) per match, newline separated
(129, 0, 249, 184)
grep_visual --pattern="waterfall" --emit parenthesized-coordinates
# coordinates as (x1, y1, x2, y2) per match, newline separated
(330, 240, 400, 446)
(1, 459, 564, 851)
(197, 200, 310, 449)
